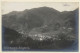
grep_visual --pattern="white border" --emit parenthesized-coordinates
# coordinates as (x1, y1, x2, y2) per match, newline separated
(0, 0, 80, 53)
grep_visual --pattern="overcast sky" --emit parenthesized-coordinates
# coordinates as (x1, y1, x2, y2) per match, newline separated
(2, 2, 79, 14)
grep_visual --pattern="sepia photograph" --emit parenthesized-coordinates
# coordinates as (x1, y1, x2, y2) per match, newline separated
(2, 2, 79, 51)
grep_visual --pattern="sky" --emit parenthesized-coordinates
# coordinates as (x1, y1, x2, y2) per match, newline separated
(2, 2, 79, 14)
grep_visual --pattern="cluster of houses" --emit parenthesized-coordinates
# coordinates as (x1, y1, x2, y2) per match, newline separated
(29, 32, 58, 41)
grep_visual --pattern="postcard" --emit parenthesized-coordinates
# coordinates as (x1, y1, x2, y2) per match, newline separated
(0, 0, 79, 53)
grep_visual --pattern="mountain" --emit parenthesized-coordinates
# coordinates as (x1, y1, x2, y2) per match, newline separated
(2, 7, 78, 38)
